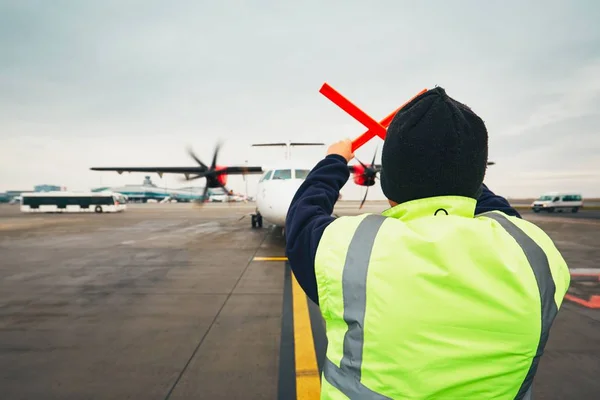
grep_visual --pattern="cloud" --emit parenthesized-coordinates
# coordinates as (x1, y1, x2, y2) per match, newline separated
(517, 171, 600, 181)
(501, 59, 600, 138)
(1, 1, 599, 199)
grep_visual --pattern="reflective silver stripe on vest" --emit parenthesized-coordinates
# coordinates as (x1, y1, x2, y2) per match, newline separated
(323, 214, 391, 399)
(480, 212, 557, 400)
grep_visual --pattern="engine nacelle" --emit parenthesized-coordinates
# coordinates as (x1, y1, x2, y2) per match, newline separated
(352, 165, 376, 187)
(352, 164, 366, 185)
(217, 169, 228, 187)
(207, 166, 228, 188)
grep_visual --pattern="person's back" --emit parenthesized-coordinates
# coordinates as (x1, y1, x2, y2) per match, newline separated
(316, 201, 570, 398)
(285, 87, 570, 399)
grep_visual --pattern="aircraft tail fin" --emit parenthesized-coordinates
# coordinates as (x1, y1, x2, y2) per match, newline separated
(251, 143, 288, 147)
(289, 142, 325, 146)
(251, 141, 325, 159)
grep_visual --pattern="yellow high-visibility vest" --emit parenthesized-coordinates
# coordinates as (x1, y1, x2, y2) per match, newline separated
(314, 196, 570, 399)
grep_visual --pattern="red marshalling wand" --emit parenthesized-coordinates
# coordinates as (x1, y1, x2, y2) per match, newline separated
(319, 83, 428, 152)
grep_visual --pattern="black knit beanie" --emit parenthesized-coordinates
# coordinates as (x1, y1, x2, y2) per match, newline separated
(380, 87, 488, 205)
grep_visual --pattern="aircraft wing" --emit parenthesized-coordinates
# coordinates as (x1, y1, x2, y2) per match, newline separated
(90, 166, 264, 175)
(220, 166, 264, 175)
(348, 164, 382, 174)
(91, 167, 204, 174)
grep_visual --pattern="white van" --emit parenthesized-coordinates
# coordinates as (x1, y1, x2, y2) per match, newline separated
(531, 192, 583, 213)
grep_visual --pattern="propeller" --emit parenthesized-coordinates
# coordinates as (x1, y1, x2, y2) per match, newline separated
(355, 146, 379, 210)
(185, 141, 233, 204)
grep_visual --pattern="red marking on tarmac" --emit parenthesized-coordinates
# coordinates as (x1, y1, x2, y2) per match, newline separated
(565, 272, 600, 309)
(564, 294, 600, 309)
(319, 83, 427, 152)
(570, 273, 600, 278)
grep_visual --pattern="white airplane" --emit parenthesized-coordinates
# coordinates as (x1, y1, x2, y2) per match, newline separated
(252, 158, 312, 228)
(90, 141, 495, 230)
(90, 141, 386, 229)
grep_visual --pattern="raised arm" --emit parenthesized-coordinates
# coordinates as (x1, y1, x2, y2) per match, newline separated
(285, 153, 351, 305)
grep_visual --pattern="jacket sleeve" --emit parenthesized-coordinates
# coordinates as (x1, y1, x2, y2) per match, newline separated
(285, 154, 350, 305)
(475, 183, 522, 218)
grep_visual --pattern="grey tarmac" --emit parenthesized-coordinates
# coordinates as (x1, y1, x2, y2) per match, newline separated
(0, 202, 598, 399)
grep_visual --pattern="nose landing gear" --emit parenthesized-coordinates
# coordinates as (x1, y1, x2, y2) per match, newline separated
(251, 212, 263, 229)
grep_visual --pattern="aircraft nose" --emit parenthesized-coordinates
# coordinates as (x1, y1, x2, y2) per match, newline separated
(271, 196, 292, 223)
(280, 185, 300, 214)
(262, 184, 299, 227)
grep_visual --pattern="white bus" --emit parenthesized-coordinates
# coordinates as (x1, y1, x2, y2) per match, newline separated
(20, 191, 127, 213)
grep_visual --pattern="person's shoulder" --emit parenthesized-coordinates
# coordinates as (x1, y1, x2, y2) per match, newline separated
(326, 212, 379, 225)
(322, 213, 388, 235)
(477, 209, 535, 229)
(481, 211, 571, 297)
(477, 210, 560, 252)
(316, 214, 376, 264)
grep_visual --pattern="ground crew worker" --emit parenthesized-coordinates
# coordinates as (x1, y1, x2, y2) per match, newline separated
(285, 87, 571, 399)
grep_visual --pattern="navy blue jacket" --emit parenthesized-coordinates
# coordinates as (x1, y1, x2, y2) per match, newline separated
(285, 154, 522, 305)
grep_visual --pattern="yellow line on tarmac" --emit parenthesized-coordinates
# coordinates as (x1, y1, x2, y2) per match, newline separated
(291, 273, 320, 399)
(253, 256, 288, 261)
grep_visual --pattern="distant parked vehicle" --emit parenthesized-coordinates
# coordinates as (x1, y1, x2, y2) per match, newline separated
(531, 192, 583, 213)
(20, 192, 127, 213)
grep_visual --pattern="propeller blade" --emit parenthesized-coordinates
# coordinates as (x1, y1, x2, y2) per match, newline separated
(187, 146, 209, 170)
(371, 145, 378, 166)
(211, 141, 222, 170)
(219, 184, 232, 199)
(199, 184, 210, 205)
(181, 172, 208, 182)
(355, 157, 368, 169)
(192, 183, 212, 206)
(359, 186, 369, 210)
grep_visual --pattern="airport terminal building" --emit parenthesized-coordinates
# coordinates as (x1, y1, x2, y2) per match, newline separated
(1, 184, 63, 203)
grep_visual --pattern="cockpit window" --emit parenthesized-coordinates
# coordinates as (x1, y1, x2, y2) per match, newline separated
(259, 170, 273, 182)
(272, 169, 292, 180)
(295, 169, 310, 179)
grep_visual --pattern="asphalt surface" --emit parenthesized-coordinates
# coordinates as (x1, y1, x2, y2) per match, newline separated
(1, 202, 599, 399)
(0, 203, 285, 400)
(519, 208, 600, 220)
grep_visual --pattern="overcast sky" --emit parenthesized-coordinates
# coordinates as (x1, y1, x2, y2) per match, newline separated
(1, 0, 599, 199)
